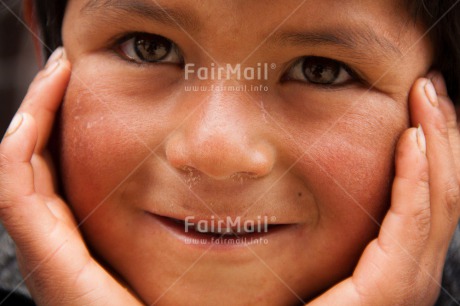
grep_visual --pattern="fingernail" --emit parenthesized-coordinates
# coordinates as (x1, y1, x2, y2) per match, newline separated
(4, 113, 24, 137)
(45, 47, 63, 68)
(416, 124, 426, 154)
(42, 48, 64, 76)
(43, 60, 60, 77)
(424, 80, 438, 107)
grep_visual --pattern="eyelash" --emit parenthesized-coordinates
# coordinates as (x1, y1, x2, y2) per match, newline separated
(113, 32, 360, 87)
(282, 56, 359, 87)
(114, 32, 183, 65)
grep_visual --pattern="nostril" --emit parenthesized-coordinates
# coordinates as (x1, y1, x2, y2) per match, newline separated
(230, 172, 259, 183)
(179, 166, 258, 182)
(180, 165, 197, 173)
(179, 165, 202, 186)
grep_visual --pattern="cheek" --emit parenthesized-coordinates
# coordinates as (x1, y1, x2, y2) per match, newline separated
(287, 93, 408, 236)
(59, 73, 162, 215)
(310, 130, 393, 223)
(277, 95, 409, 291)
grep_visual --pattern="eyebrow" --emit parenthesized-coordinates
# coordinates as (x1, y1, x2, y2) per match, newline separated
(273, 25, 402, 59)
(81, 0, 199, 31)
(81, 0, 401, 61)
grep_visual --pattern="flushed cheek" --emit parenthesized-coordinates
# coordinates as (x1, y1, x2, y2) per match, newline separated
(322, 107, 408, 215)
(309, 133, 393, 223)
(59, 82, 156, 214)
(291, 94, 409, 296)
(291, 100, 407, 236)
(260, 132, 397, 300)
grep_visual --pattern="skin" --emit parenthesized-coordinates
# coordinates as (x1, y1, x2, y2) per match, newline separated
(0, 0, 459, 305)
(60, 0, 433, 304)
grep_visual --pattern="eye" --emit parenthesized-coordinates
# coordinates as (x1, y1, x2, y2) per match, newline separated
(116, 33, 182, 64)
(284, 56, 354, 86)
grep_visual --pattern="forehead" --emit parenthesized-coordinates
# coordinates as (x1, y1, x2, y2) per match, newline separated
(70, 0, 413, 47)
(77, 0, 409, 23)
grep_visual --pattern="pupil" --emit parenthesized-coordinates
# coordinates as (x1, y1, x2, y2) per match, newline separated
(135, 35, 171, 62)
(303, 58, 340, 84)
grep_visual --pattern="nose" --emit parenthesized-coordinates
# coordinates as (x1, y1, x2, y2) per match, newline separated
(165, 91, 275, 180)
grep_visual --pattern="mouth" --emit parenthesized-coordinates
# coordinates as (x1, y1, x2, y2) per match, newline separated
(149, 213, 293, 247)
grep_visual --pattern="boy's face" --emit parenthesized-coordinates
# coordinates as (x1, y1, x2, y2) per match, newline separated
(60, 0, 432, 304)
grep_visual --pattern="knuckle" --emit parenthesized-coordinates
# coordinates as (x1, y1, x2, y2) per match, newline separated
(0, 189, 15, 222)
(0, 154, 11, 192)
(414, 206, 432, 239)
(0, 146, 9, 162)
(0, 152, 12, 179)
(444, 181, 460, 218)
(434, 121, 450, 141)
(0, 154, 16, 219)
(417, 168, 430, 186)
(446, 115, 458, 132)
(0, 153, 8, 175)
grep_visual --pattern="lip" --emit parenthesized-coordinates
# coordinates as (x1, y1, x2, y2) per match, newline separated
(146, 212, 297, 250)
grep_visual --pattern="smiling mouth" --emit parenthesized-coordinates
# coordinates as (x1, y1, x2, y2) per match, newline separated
(150, 214, 290, 243)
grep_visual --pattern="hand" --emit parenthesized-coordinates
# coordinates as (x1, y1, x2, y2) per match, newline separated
(0, 48, 143, 306)
(308, 73, 460, 306)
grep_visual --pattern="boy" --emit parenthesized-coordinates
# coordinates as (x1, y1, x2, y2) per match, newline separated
(1, 0, 460, 304)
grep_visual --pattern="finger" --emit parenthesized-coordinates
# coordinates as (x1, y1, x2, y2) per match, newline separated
(17, 47, 71, 153)
(1, 115, 83, 298)
(0, 113, 57, 243)
(428, 72, 460, 187)
(352, 128, 434, 304)
(409, 77, 460, 249)
(379, 127, 430, 256)
(0, 113, 87, 283)
(13, 47, 70, 196)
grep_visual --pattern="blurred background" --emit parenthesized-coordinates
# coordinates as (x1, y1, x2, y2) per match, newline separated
(1, 0, 38, 135)
(1, 0, 39, 298)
